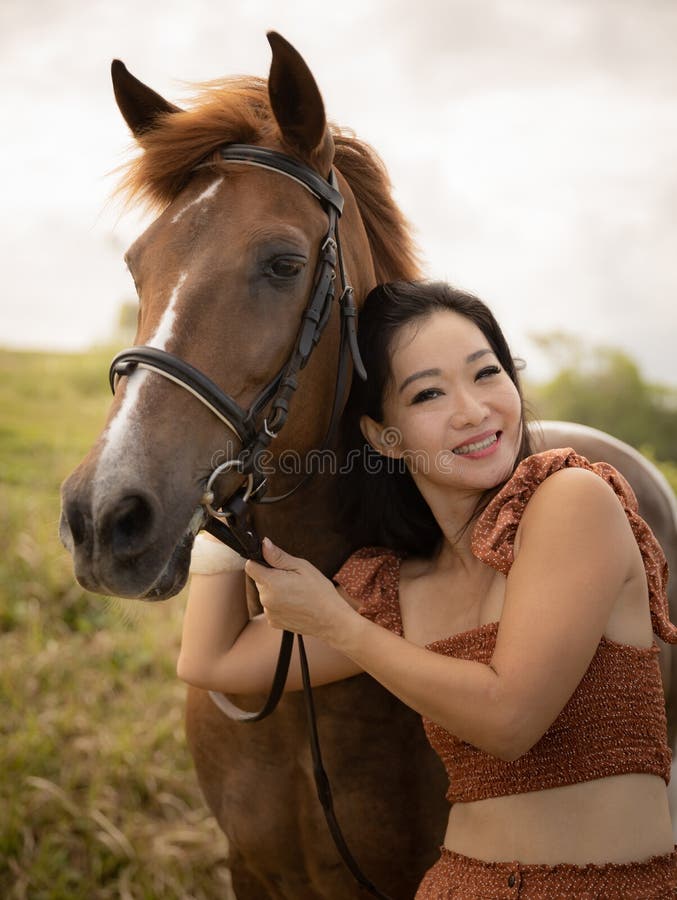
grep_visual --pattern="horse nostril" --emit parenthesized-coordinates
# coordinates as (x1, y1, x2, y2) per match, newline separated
(110, 493, 156, 561)
(64, 502, 89, 548)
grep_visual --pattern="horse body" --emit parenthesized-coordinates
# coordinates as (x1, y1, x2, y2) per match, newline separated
(184, 475, 448, 898)
(186, 669, 446, 898)
(59, 33, 677, 898)
(60, 33, 447, 898)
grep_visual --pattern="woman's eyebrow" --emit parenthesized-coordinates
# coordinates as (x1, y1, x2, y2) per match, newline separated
(398, 368, 441, 394)
(398, 349, 494, 394)
(466, 348, 494, 364)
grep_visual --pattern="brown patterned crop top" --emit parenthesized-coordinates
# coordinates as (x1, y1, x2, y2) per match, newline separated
(333, 448, 677, 804)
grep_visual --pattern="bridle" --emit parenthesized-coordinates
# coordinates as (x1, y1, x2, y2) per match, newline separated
(111, 145, 365, 533)
(109, 145, 392, 899)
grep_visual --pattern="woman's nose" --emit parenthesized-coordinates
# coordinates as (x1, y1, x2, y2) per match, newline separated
(449, 389, 488, 430)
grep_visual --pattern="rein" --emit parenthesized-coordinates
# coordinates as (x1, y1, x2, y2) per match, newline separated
(110, 145, 392, 899)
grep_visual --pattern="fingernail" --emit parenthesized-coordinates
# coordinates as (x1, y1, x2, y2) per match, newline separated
(262, 536, 271, 548)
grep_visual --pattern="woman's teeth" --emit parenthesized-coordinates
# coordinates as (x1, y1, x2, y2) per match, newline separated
(452, 433, 498, 455)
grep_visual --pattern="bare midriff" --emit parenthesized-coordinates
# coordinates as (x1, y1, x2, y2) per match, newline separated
(444, 773, 674, 865)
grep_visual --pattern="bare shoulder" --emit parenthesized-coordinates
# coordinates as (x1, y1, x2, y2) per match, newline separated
(515, 466, 636, 560)
(521, 465, 628, 522)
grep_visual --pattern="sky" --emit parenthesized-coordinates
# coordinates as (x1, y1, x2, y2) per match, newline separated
(2, 0, 676, 385)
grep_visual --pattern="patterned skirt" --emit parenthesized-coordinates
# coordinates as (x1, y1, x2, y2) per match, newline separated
(415, 846, 677, 899)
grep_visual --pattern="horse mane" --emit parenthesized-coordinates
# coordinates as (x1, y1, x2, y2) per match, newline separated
(117, 77, 421, 283)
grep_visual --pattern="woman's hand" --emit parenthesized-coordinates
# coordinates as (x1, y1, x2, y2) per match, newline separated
(244, 538, 349, 641)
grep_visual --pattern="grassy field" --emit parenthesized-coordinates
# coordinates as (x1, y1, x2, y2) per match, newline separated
(2, 346, 676, 899)
(0, 348, 233, 899)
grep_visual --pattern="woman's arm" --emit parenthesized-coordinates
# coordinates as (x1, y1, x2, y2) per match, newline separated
(177, 542, 363, 694)
(250, 468, 638, 760)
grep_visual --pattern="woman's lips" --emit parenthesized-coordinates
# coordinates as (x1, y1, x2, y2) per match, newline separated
(452, 431, 502, 458)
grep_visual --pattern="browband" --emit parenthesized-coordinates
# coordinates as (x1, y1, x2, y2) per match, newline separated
(219, 144, 344, 213)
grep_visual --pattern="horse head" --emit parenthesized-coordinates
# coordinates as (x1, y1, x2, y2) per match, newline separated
(59, 32, 418, 600)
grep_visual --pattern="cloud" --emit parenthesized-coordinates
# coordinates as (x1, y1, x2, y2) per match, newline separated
(3, 0, 676, 385)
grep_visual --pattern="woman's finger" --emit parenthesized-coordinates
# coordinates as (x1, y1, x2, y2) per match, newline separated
(243, 558, 267, 581)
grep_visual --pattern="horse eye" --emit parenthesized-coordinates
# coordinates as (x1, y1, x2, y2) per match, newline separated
(267, 256, 306, 279)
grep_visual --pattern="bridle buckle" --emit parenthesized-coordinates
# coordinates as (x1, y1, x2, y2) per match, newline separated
(263, 416, 280, 439)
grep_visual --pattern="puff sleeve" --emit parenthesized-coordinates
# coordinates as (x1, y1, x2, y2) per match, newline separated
(333, 547, 404, 636)
(471, 448, 676, 644)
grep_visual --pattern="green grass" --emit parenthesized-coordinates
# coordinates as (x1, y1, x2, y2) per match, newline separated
(3, 347, 674, 898)
(0, 348, 232, 899)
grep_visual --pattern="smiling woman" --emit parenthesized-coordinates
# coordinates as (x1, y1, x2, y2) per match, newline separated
(360, 299, 524, 494)
(179, 280, 677, 897)
(335, 281, 534, 556)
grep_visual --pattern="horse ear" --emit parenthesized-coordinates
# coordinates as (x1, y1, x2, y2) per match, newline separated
(266, 32, 331, 161)
(111, 59, 182, 137)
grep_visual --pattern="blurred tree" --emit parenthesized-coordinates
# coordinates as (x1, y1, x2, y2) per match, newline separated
(527, 332, 677, 465)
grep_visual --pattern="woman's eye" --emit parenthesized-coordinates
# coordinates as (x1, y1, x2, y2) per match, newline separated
(266, 257, 306, 279)
(476, 365, 501, 380)
(412, 388, 442, 404)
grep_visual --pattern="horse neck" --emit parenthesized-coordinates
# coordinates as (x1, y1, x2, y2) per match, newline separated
(248, 180, 378, 576)
(252, 473, 348, 574)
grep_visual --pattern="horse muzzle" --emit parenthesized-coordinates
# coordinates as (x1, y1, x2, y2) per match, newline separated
(59, 473, 205, 599)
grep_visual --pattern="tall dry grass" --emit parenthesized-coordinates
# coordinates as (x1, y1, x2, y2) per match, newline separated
(0, 348, 233, 899)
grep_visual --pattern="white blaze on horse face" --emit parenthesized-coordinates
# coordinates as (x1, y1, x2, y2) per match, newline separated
(148, 271, 188, 350)
(171, 176, 224, 224)
(93, 270, 189, 499)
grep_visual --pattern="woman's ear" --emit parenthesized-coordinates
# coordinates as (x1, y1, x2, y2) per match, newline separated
(359, 415, 402, 459)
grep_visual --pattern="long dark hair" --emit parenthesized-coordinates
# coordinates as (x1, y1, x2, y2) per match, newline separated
(334, 281, 535, 557)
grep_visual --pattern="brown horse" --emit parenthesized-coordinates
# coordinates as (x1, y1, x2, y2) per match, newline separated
(60, 32, 447, 899)
(59, 33, 677, 898)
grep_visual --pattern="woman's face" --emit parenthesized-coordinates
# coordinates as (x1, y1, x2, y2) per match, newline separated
(362, 309, 523, 494)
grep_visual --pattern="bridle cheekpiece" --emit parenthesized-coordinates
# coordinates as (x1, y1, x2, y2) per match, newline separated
(110, 144, 366, 560)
